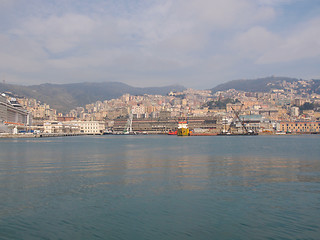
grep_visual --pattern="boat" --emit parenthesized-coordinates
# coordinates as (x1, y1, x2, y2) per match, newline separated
(102, 128, 113, 135)
(177, 121, 190, 136)
(168, 130, 177, 135)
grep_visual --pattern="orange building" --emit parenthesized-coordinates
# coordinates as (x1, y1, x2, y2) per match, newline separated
(57, 116, 76, 121)
(279, 121, 320, 133)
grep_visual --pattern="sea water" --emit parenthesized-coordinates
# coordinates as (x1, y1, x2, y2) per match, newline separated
(0, 135, 319, 239)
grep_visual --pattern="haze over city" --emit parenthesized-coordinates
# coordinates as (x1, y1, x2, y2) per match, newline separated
(0, 0, 320, 88)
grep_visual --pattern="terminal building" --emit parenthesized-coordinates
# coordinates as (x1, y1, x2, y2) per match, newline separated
(41, 120, 105, 135)
(112, 117, 219, 134)
(279, 121, 320, 133)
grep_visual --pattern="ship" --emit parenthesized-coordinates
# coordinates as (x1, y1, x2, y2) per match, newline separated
(177, 121, 190, 136)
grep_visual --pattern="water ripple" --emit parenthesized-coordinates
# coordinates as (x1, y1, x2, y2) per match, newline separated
(0, 136, 320, 239)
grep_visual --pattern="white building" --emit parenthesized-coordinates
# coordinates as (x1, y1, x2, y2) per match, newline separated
(43, 121, 81, 134)
(291, 106, 300, 117)
(68, 120, 105, 134)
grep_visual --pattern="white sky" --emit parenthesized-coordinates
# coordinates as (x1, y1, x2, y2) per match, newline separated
(0, 0, 320, 89)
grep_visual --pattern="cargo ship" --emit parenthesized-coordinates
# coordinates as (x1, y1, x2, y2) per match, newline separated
(177, 121, 190, 136)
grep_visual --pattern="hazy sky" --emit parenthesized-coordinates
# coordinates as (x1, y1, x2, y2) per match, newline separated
(0, 0, 320, 89)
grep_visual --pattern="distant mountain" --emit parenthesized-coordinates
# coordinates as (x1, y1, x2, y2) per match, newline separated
(211, 76, 320, 94)
(0, 82, 186, 113)
(211, 76, 298, 93)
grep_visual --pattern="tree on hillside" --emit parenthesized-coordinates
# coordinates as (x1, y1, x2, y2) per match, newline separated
(203, 98, 240, 109)
(299, 102, 315, 111)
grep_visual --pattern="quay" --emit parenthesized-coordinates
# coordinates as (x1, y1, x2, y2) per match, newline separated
(0, 133, 84, 138)
(1, 131, 319, 138)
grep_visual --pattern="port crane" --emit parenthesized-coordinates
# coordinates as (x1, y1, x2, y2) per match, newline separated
(123, 112, 133, 134)
(232, 105, 249, 134)
(227, 104, 251, 134)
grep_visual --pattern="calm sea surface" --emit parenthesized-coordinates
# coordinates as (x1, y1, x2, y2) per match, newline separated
(0, 135, 320, 240)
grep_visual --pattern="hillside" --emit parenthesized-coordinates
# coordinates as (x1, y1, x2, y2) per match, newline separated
(211, 76, 297, 93)
(211, 76, 320, 94)
(0, 82, 185, 113)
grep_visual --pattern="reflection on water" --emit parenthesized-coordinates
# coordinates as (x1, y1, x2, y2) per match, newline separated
(0, 135, 320, 239)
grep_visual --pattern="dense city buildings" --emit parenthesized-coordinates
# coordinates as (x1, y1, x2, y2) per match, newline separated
(1, 79, 320, 135)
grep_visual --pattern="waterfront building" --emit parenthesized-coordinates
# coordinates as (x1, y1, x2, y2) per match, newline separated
(68, 120, 105, 134)
(43, 121, 80, 134)
(42, 120, 105, 134)
(112, 117, 219, 134)
(279, 121, 320, 133)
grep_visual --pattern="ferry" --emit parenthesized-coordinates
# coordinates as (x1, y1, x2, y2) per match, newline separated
(177, 121, 190, 136)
